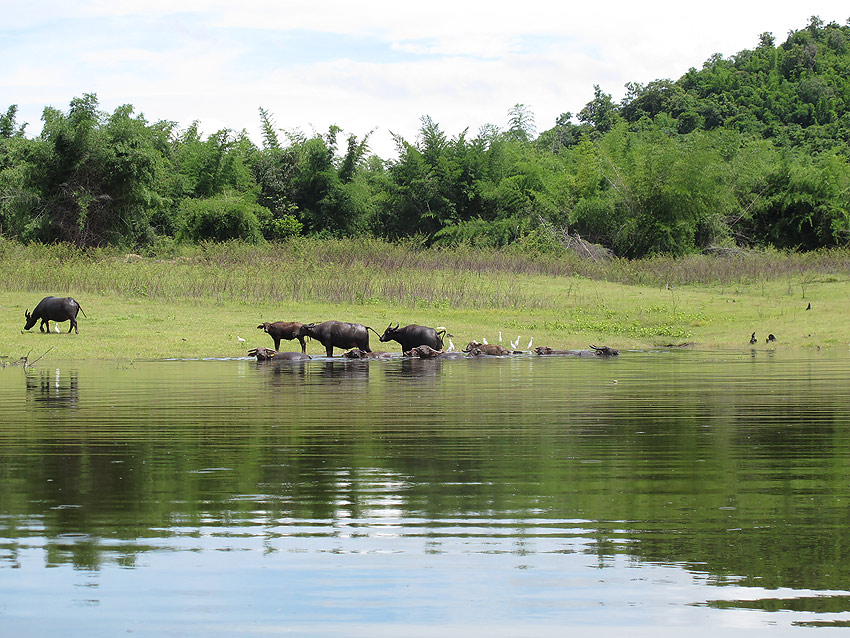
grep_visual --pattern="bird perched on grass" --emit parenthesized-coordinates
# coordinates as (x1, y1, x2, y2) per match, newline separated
(749, 332, 757, 345)
(766, 334, 776, 343)
(237, 335, 246, 343)
(806, 303, 811, 310)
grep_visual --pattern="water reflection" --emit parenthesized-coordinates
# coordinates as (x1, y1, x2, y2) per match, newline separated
(2, 351, 850, 634)
(25, 368, 79, 407)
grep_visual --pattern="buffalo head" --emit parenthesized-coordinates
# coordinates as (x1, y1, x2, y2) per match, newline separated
(23, 309, 36, 331)
(379, 323, 400, 343)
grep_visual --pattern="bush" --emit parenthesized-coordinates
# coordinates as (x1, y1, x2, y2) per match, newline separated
(177, 194, 264, 243)
(431, 216, 532, 248)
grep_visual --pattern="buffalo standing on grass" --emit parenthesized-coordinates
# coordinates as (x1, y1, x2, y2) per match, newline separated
(24, 296, 86, 334)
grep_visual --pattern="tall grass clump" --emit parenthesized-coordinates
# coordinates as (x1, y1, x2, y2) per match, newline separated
(2, 238, 849, 310)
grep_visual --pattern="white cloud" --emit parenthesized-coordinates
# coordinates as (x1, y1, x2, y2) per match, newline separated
(2, 1, 848, 157)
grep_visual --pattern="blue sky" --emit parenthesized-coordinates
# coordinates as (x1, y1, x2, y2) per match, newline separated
(3, 1, 848, 158)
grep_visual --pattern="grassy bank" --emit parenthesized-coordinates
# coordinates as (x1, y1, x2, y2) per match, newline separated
(1, 238, 848, 362)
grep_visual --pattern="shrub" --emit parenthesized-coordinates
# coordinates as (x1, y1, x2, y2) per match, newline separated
(177, 194, 264, 243)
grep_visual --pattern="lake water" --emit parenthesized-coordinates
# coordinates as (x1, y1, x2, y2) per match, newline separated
(2, 349, 850, 636)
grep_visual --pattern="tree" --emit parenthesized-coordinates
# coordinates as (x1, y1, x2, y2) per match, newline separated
(578, 85, 620, 133)
(18, 94, 169, 245)
(507, 103, 536, 142)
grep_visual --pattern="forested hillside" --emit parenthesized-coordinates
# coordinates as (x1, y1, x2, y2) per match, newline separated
(1, 16, 849, 256)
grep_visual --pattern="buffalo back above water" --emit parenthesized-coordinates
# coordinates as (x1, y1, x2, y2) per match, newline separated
(24, 296, 85, 334)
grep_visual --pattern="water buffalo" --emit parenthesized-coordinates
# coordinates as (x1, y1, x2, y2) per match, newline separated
(342, 348, 394, 360)
(463, 341, 510, 356)
(24, 296, 86, 334)
(534, 345, 620, 357)
(403, 345, 465, 359)
(248, 347, 311, 361)
(297, 321, 373, 357)
(379, 323, 446, 352)
(257, 321, 307, 353)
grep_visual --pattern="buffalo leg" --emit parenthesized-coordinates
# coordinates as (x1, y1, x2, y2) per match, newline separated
(298, 336, 307, 354)
(70, 319, 77, 334)
(40, 320, 48, 333)
(325, 344, 334, 357)
(273, 337, 281, 350)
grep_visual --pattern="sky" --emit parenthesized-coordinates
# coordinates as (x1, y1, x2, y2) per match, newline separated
(2, 1, 848, 159)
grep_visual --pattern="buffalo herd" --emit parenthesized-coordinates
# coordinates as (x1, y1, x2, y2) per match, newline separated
(19, 295, 620, 361)
(251, 318, 620, 361)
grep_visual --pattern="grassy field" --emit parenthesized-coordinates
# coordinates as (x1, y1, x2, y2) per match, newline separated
(1, 238, 848, 362)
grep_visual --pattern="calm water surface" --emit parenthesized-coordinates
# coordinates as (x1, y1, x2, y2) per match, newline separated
(2, 349, 850, 636)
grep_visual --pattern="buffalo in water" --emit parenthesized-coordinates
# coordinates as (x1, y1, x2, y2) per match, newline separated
(248, 347, 311, 361)
(463, 341, 510, 356)
(534, 345, 619, 357)
(257, 321, 307, 353)
(380, 323, 446, 353)
(342, 348, 394, 360)
(404, 345, 465, 359)
(297, 321, 373, 357)
(24, 296, 86, 334)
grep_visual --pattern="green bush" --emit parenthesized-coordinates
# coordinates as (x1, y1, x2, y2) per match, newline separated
(177, 194, 264, 243)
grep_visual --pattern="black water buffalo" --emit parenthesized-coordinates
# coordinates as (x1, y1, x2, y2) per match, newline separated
(24, 296, 86, 334)
(534, 345, 620, 357)
(342, 348, 394, 360)
(248, 347, 311, 361)
(297, 321, 372, 357)
(379, 323, 446, 353)
(463, 341, 510, 356)
(257, 321, 307, 353)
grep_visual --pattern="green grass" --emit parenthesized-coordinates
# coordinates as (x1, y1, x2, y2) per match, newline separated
(1, 238, 848, 361)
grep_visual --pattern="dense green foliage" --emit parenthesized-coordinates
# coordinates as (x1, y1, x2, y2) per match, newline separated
(2, 18, 850, 256)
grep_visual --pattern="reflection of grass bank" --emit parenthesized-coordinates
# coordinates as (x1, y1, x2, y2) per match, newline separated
(1, 238, 848, 360)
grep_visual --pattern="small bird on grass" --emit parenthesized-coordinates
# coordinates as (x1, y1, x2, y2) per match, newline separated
(766, 334, 776, 343)
(806, 303, 811, 310)
(749, 332, 757, 345)
(237, 335, 246, 343)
